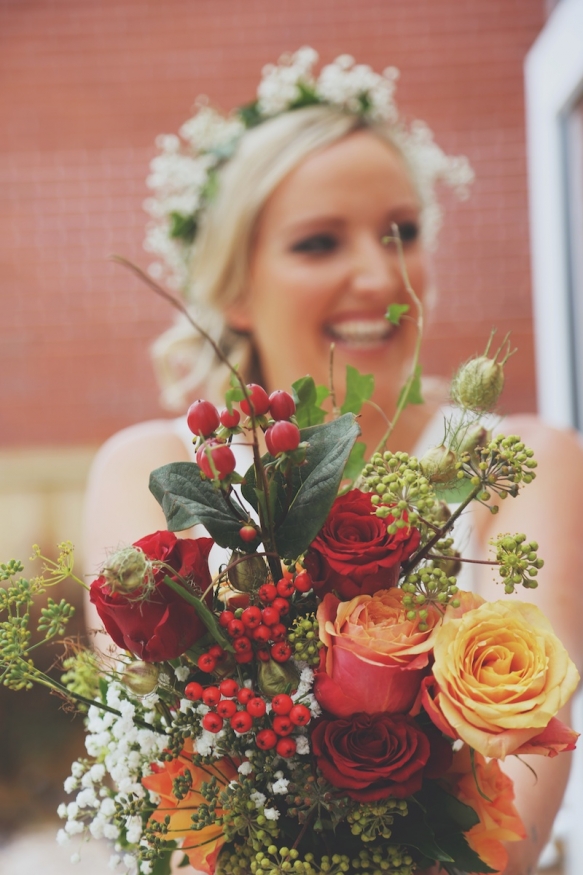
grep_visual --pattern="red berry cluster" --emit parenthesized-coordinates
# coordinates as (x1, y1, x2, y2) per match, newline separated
(218, 577, 302, 664)
(183, 679, 310, 757)
(186, 385, 302, 487)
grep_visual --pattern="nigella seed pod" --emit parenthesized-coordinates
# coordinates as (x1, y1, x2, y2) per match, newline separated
(122, 661, 160, 696)
(102, 546, 152, 594)
(227, 551, 269, 593)
(457, 423, 491, 460)
(257, 658, 300, 698)
(419, 445, 458, 484)
(451, 332, 514, 413)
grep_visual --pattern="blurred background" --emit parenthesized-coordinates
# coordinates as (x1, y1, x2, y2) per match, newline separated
(1, 0, 581, 871)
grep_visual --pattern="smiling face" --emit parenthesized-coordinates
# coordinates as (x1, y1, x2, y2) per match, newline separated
(226, 130, 428, 433)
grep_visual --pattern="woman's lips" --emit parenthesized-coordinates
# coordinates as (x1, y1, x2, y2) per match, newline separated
(323, 318, 395, 349)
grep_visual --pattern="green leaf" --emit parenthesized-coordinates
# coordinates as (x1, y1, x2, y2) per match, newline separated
(242, 414, 360, 558)
(340, 365, 375, 416)
(168, 212, 197, 243)
(292, 376, 330, 427)
(224, 369, 245, 413)
(150, 850, 176, 875)
(434, 476, 476, 504)
(343, 441, 367, 481)
(397, 363, 424, 409)
(149, 462, 251, 550)
(436, 832, 497, 874)
(386, 302, 410, 325)
(163, 576, 234, 652)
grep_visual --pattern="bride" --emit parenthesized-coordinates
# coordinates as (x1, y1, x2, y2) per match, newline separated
(83, 49, 583, 874)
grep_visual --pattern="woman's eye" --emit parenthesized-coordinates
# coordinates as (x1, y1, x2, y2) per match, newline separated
(395, 221, 419, 244)
(291, 234, 338, 254)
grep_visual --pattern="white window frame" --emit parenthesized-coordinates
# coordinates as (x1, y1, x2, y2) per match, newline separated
(525, 0, 583, 428)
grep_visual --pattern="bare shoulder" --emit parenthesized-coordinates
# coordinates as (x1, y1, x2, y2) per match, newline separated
(83, 420, 191, 574)
(89, 418, 191, 476)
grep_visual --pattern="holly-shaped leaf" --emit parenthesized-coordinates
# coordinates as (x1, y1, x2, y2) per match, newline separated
(340, 365, 375, 415)
(386, 302, 410, 325)
(292, 376, 330, 427)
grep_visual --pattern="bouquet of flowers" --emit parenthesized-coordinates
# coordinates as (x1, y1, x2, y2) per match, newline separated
(1, 281, 580, 875)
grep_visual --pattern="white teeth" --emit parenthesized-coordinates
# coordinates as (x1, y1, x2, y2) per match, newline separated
(325, 320, 394, 347)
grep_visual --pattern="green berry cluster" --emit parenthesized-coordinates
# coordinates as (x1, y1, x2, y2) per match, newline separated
(217, 843, 256, 875)
(221, 780, 279, 850)
(351, 847, 415, 875)
(363, 452, 435, 528)
(490, 533, 544, 593)
(250, 848, 350, 875)
(61, 649, 101, 706)
(457, 434, 537, 505)
(401, 563, 460, 624)
(287, 614, 324, 665)
(347, 799, 408, 842)
(286, 769, 350, 829)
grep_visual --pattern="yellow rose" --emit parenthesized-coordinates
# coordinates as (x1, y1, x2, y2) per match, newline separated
(427, 595, 580, 758)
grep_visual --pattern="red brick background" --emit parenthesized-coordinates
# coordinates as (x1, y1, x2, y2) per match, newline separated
(0, 0, 545, 447)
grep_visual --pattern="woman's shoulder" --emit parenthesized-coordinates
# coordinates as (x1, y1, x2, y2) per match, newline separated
(500, 413, 583, 466)
(89, 418, 191, 477)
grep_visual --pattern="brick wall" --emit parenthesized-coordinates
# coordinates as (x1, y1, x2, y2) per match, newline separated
(0, 0, 545, 447)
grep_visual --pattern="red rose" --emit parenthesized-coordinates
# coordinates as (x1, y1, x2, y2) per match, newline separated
(90, 531, 213, 662)
(311, 712, 450, 801)
(305, 490, 420, 600)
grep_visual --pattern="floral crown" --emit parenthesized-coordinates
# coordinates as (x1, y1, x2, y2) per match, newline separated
(144, 47, 474, 291)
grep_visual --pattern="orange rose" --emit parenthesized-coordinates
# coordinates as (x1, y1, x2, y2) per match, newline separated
(426, 594, 580, 758)
(142, 739, 238, 874)
(314, 589, 442, 716)
(444, 746, 526, 873)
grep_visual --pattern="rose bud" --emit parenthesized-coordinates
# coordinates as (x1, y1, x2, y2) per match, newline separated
(419, 445, 458, 485)
(121, 661, 160, 696)
(227, 551, 269, 593)
(101, 546, 152, 594)
(257, 657, 300, 698)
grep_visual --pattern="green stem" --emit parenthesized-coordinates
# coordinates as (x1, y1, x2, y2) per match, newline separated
(372, 225, 424, 456)
(111, 256, 282, 581)
(401, 483, 482, 575)
(26, 670, 165, 732)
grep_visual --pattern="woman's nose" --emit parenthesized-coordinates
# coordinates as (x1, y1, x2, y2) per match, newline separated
(350, 236, 401, 298)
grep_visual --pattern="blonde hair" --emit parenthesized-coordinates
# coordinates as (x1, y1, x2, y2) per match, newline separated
(151, 105, 440, 410)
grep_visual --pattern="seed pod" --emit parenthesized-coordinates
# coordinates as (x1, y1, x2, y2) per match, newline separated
(227, 551, 269, 593)
(257, 658, 300, 698)
(432, 550, 462, 578)
(122, 661, 160, 696)
(419, 445, 458, 484)
(102, 546, 152, 594)
(457, 423, 491, 461)
(452, 356, 505, 412)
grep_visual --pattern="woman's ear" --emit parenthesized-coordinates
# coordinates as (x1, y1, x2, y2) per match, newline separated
(224, 298, 253, 334)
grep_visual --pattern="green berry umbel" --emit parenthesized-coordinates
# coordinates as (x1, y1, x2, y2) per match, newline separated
(490, 533, 544, 593)
(347, 799, 409, 843)
(362, 452, 435, 529)
(287, 613, 324, 665)
(456, 434, 537, 507)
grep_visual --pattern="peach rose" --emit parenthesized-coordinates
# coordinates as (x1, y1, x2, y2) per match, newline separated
(314, 588, 442, 716)
(426, 594, 580, 758)
(444, 745, 526, 873)
(142, 739, 238, 874)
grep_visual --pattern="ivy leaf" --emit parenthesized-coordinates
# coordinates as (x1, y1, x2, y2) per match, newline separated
(397, 363, 424, 409)
(242, 414, 360, 558)
(292, 376, 330, 427)
(149, 462, 251, 550)
(343, 441, 367, 481)
(224, 370, 245, 413)
(386, 303, 410, 325)
(340, 365, 375, 416)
